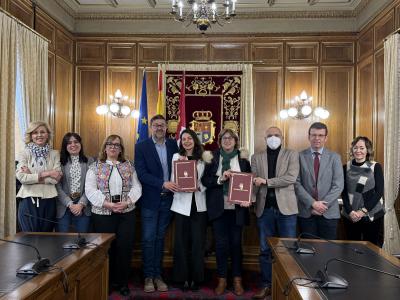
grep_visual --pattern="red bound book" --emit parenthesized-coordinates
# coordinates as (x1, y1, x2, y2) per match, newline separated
(174, 160, 198, 192)
(227, 171, 254, 205)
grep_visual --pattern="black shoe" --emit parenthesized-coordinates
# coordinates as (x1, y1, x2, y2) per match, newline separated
(119, 285, 130, 296)
(190, 281, 200, 291)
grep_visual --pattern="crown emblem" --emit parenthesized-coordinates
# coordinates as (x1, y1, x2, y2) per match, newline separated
(192, 111, 213, 121)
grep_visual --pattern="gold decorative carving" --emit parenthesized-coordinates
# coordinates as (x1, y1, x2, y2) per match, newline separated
(223, 121, 239, 133)
(187, 76, 220, 96)
(223, 76, 241, 121)
(190, 111, 216, 145)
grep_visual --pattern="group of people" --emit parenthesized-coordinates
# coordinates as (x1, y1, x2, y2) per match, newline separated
(16, 118, 385, 298)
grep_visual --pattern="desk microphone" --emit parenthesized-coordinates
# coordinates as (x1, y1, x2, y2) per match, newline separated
(0, 238, 50, 275)
(315, 257, 400, 289)
(24, 213, 87, 249)
(295, 232, 364, 255)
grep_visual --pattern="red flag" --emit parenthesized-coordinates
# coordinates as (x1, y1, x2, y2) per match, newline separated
(175, 72, 186, 141)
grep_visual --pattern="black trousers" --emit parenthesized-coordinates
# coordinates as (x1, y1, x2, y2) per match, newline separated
(172, 198, 208, 283)
(92, 209, 136, 285)
(343, 216, 384, 247)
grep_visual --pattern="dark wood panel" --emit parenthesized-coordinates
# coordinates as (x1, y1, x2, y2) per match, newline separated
(170, 43, 208, 61)
(75, 67, 106, 158)
(138, 43, 167, 65)
(107, 43, 136, 65)
(356, 57, 374, 138)
(48, 52, 55, 135)
(251, 43, 283, 65)
(210, 43, 248, 61)
(54, 57, 73, 150)
(36, 14, 56, 52)
(321, 66, 354, 161)
(321, 42, 354, 64)
(375, 49, 385, 165)
(0, 0, 9, 10)
(396, 3, 400, 29)
(374, 11, 395, 50)
(76, 42, 106, 64)
(9, 0, 32, 27)
(286, 42, 319, 65)
(56, 29, 73, 63)
(357, 28, 374, 62)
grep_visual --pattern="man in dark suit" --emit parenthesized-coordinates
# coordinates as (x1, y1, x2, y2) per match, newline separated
(135, 114, 179, 293)
(251, 126, 299, 299)
(295, 122, 344, 240)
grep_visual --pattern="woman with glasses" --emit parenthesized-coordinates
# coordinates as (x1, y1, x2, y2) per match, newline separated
(85, 134, 142, 296)
(56, 132, 93, 233)
(16, 121, 62, 232)
(341, 136, 385, 247)
(201, 129, 251, 296)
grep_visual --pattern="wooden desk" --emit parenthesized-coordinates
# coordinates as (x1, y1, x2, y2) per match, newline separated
(268, 237, 400, 300)
(0, 233, 114, 300)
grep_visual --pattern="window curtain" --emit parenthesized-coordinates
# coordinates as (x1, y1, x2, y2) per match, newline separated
(158, 63, 254, 155)
(0, 11, 17, 238)
(383, 33, 400, 254)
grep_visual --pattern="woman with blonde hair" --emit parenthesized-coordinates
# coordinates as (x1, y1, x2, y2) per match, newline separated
(85, 134, 142, 296)
(16, 121, 62, 232)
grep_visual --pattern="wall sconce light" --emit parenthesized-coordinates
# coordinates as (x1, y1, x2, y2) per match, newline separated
(279, 90, 330, 120)
(96, 89, 139, 118)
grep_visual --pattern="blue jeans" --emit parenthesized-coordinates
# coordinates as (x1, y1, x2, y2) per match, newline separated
(257, 207, 297, 287)
(298, 215, 338, 240)
(141, 197, 172, 278)
(56, 209, 90, 233)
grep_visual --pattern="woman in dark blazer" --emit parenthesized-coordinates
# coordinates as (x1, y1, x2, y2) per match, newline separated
(56, 132, 93, 233)
(201, 128, 251, 296)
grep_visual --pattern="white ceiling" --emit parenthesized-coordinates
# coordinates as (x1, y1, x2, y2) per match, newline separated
(37, 0, 392, 34)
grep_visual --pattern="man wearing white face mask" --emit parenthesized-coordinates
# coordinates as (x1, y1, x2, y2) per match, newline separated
(251, 126, 299, 299)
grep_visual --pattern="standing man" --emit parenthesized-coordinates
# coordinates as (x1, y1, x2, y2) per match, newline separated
(135, 114, 179, 292)
(251, 126, 299, 299)
(295, 122, 344, 240)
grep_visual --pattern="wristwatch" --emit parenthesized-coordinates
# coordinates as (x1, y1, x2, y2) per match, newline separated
(361, 207, 368, 214)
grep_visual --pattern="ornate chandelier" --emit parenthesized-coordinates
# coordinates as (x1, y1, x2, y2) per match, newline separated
(170, 0, 237, 33)
(96, 89, 138, 118)
(279, 91, 330, 120)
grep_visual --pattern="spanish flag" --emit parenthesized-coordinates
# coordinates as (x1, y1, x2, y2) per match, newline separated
(156, 70, 164, 115)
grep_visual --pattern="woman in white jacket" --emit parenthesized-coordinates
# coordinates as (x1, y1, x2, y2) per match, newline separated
(171, 129, 210, 291)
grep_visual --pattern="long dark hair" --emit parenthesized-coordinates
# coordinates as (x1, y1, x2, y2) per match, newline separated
(179, 129, 204, 160)
(60, 132, 88, 165)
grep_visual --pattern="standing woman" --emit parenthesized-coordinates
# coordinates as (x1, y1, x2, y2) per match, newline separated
(85, 134, 142, 296)
(16, 121, 62, 232)
(171, 129, 209, 291)
(56, 132, 93, 233)
(341, 136, 385, 247)
(201, 129, 251, 296)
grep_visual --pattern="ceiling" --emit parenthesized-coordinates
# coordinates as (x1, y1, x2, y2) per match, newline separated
(37, 0, 393, 34)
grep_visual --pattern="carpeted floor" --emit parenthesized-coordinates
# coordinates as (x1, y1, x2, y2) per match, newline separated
(109, 268, 272, 300)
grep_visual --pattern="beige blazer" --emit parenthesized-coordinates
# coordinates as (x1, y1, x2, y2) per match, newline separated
(251, 148, 299, 217)
(16, 148, 61, 199)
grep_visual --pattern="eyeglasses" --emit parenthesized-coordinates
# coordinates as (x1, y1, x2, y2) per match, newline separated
(151, 124, 166, 129)
(106, 142, 121, 149)
(309, 134, 326, 139)
(222, 136, 234, 141)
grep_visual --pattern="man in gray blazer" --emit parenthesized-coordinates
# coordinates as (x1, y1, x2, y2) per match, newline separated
(251, 126, 299, 299)
(295, 122, 344, 240)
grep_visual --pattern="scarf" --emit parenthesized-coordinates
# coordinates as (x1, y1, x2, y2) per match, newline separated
(220, 148, 239, 196)
(26, 142, 51, 173)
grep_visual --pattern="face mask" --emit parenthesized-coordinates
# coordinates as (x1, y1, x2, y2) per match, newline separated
(266, 136, 281, 150)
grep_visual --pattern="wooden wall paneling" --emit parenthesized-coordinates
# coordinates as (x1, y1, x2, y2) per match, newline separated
(138, 43, 167, 65)
(0, 0, 9, 10)
(356, 56, 374, 139)
(374, 11, 395, 50)
(170, 43, 208, 61)
(284, 67, 319, 151)
(320, 66, 354, 161)
(357, 28, 374, 62)
(374, 48, 385, 165)
(54, 57, 73, 150)
(36, 13, 56, 52)
(9, 0, 32, 27)
(210, 43, 249, 61)
(321, 42, 354, 65)
(56, 29, 74, 63)
(106, 67, 136, 160)
(251, 43, 283, 65)
(396, 3, 400, 29)
(286, 42, 319, 65)
(253, 67, 283, 153)
(76, 42, 106, 65)
(75, 67, 106, 158)
(48, 52, 55, 134)
(107, 43, 136, 65)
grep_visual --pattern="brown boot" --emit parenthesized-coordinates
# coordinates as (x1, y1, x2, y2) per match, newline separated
(253, 286, 271, 299)
(214, 278, 227, 295)
(233, 277, 244, 296)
